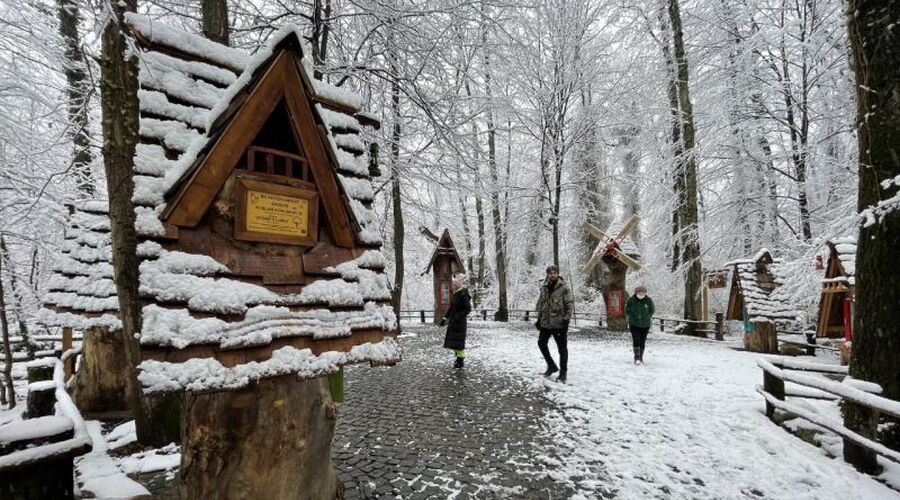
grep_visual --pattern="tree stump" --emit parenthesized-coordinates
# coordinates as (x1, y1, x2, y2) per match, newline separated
(179, 375, 341, 499)
(743, 322, 778, 353)
(70, 326, 133, 414)
(25, 381, 56, 418)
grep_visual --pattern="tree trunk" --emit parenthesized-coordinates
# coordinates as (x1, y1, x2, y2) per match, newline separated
(57, 0, 95, 197)
(70, 326, 132, 414)
(179, 376, 340, 499)
(474, 195, 486, 309)
(669, 0, 703, 331)
(311, 0, 332, 79)
(201, 0, 230, 46)
(486, 89, 508, 321)
(0, 236, 34, 359)
(389, 30, 404, 335)
(780, 40, 813, 241)
(844, 0, 900, 473)
(0, 235, 15, 407)
(660, 18, 684, 273)
(100, 0, 152, 443)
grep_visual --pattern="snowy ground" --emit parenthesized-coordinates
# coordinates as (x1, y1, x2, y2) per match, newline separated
(462, 322, 899, 499)
(2, 321, 899, 499)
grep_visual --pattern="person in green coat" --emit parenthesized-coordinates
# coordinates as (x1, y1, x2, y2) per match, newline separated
(624, 285, 655, 365)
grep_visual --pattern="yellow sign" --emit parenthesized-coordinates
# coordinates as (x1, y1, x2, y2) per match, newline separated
(246, 190, 309, 237)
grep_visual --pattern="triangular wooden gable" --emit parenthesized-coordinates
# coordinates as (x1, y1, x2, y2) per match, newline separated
(823, 242, 848, 279)
(425, 229, 464, 274)
(726, 266, 743, 320)
(162, 40, 355, 248)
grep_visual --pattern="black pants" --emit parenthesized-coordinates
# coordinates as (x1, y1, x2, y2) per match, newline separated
(630, 325, 650, 352)
(538, 328, 568, 373)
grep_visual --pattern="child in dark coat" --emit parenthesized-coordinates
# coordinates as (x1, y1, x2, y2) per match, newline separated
(441, 274, 471, 368)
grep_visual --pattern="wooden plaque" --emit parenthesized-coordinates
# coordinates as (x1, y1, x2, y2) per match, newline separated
(235, 177, 319, 246)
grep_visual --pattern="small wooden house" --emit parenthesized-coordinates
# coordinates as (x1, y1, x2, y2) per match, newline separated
(121, 14, 398, 391)
(725, 249, 798, 353)
(38, 202, 130, 413)
(816, 237, 856, 339)
(424, 229, 464, 324)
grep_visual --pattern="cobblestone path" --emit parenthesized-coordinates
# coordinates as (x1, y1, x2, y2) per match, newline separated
(332, 323, 606, 499)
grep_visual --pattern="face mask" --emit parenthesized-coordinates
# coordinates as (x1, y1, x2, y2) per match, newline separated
(636, 293, 646, 299)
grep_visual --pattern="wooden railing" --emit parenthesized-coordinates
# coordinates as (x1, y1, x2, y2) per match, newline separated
(399, 309, 727, 339)
(757, 356, 900, 470)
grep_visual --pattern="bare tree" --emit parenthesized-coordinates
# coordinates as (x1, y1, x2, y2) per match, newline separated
(57, 0, 95, 196)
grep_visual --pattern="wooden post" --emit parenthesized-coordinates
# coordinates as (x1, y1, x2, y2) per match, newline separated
(25, 381, 56, 418)
(715, 312, 724, 341)
(524, 310, 530, 321)
(61, 327, 73, 379)
(659, 318, 665, 332)
(179, 376, 340, 498)
(805, 331, 816, 356)
(762, 369, 785, 420)
(482, 309, 487, 321)
(843, 402, 880, 473)
(701, 285, 709, 321)
(420, 310, 425, 323)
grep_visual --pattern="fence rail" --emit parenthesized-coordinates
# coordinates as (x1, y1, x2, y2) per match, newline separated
(757, 356, 900, 471)
(399, 309, 727, 339)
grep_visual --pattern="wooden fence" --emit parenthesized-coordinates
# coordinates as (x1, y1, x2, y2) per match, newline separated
(399, 309, 727, 339)
(757, 356, 900, 471)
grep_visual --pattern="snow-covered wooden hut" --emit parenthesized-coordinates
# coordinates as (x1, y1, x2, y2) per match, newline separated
(725, 249, 798, 353)
(423, 229, 464, 324)
(122, 15, 398, 393)
(37, 202, 132, 414)
(816, 237, 856, 339)
(127, 16, 395, 496)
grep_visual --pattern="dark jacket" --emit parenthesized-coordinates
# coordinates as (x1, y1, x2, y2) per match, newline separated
(535, 277, 574, 330)
(443, 287, 471, 350)
(625, 295, 655, 329)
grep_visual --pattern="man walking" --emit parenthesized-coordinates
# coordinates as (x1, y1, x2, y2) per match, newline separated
(535, 265, 574, 383)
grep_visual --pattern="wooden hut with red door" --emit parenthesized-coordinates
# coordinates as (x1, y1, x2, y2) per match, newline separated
(816, 237, 856, 339)
(725, 249, 799, 353)
(424, 229, 465, 324)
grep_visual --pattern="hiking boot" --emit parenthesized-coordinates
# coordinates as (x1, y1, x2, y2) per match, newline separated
(543, 366, 559, 377)
(454, 357, 464, 369)
(556, 372, 567, 383)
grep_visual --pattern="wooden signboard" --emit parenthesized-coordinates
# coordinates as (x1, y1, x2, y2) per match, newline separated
(234, 176, 319, 246)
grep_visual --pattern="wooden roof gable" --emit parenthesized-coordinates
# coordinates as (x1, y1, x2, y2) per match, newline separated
(425, 229, 464, 274)
(161, 37, 355, 248)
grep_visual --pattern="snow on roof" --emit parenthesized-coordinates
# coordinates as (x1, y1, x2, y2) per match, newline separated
(826, 236, 857, 282)
(138, 337, 400, 394)
(41, 17, 394, 393)
(729, 250, 800, 326)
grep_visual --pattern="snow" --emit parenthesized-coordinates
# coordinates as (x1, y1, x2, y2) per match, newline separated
(0, 416, 73, 445)
(135, 143, 177, 177)
(317, 105, 362, 131)
(119, 443, 180, 475)
(335, 148, 371, 176)
(339, 174, 376, 201)
(125, 13, 248, 71)
(140, 301, 395, 349)
(75, 420, 150, 498)
(464, 324, 899, 499)
(139, 50, 237, 87)
(312, 79, 365, 111)
(138, 89, 209, 130)
(138, 337, 400, 393)
(139, 55, 225, 110)
(139, 117, 204, 152)
(106, 420, 137, 450)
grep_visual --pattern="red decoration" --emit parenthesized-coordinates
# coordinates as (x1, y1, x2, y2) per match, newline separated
(605, 289, 624, 317)
(843, 297, 853, 341)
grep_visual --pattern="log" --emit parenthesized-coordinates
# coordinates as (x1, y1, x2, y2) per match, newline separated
(26, 363, 55, 383)
(70, 326, 133, 414)
(179, 375, 341, 499)
(25, 381, 56, 418)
